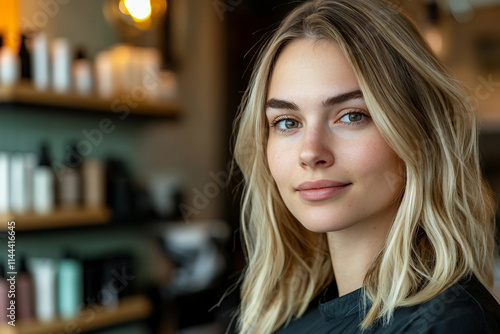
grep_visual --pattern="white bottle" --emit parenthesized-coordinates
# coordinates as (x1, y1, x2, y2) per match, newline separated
(73, 49, 93, 95)
(10, 153, 36, 213)
(33, 169, 55, 214)
(95, 50, 113, 99)
(10, 153, 28, 214)
(0, 152, 10, 214)
(32, 32, 50, 91)
(30, 258, 57, 322)
(33, 144, 55, 214)
(52, 38, 71, 93)
(0, 47, 20, 87)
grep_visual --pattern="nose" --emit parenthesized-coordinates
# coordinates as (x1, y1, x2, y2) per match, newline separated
(298, 127, 334, 169)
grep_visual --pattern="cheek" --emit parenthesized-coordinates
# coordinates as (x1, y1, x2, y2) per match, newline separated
(346, 134, 404, 187)
(267, 142, 293, 187)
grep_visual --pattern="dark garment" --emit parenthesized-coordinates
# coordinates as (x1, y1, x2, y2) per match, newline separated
(275, 275, 500, 333)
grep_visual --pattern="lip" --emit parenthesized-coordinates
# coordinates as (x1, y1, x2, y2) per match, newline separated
(296, 180, 351, 201)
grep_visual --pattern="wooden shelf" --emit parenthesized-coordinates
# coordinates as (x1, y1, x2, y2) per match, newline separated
(0, 206, 111, 231)
(0, 82, 180, 117)
(0, 295, 152, 334)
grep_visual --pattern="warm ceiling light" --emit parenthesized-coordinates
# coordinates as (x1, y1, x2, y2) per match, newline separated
(104, 0, 167, 41)
(121, 0, 152, 22)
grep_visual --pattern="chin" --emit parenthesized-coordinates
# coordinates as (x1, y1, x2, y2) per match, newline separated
(296, 215, 353, 233)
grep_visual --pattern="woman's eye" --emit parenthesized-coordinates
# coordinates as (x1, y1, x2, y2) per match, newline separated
(282, 119, 300, 129)
(273, 118, 302, 131)
(339, 112, 367, 124)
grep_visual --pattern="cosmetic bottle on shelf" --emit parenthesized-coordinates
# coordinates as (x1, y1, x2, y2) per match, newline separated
(58, 251, 83, 319)
(82, 158, 105, 208)
(73, 48, 93, 95)
(59, 143, 81, 209)
(0, 37, 20, 87)
(0, 152, 10, 214)
(95, 50, 113, 99)
(32, 32, 50, 91)
(10, 152, 28, 214)
(33, 143, 55, 214)
(31, 258, 57, 322)
(19, 34, 32, 80)
(16, 256, 35, 320)
(52, 38, 71, 93)
(24, 153, 37, 212)
(11, 153, 36, 214)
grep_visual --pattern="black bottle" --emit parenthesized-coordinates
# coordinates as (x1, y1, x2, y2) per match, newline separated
(19, 34, 32, 79)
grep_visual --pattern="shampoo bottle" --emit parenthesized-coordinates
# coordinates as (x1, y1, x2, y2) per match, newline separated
(32, 32, 50, 91)
(0, 152, 10, 214)
(16, 256, 35, 320)
(19, 34, 32, 79)
(33, 143, 55, 214)
(58, 251, 83, 319)
(52, 38, 71, 93)
(59, 143, 81, 209)
(11, 153, 29, 213)
(73, 49, 92, 95)
(31, 258, 57, 321)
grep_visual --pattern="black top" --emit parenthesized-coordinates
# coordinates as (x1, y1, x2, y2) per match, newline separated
(275, 275, 500, 333)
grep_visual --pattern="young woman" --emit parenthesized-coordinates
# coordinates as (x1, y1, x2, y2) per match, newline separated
(233, 0, 500, 333)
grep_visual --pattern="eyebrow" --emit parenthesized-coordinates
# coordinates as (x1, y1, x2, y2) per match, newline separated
(265, 89, 363, 111)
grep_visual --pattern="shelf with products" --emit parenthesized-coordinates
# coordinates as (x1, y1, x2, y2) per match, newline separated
(0, 294, 152, 334)
(0, 206, 111, 231)
(0, 82, 181, 117)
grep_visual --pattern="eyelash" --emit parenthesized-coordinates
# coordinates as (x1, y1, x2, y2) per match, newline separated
(269, 109, 370, 133)
(270, 115, 300, 134)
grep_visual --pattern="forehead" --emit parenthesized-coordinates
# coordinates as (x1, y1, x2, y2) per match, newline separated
(267, 39, 361, 101)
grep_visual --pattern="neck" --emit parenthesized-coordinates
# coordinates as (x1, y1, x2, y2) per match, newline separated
(327, 211, 396, 297)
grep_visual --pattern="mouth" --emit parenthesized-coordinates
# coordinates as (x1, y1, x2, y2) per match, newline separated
(296, 180, 351, 201)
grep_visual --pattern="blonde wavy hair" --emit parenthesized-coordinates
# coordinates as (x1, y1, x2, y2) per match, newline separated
(233, 0, 498, 332)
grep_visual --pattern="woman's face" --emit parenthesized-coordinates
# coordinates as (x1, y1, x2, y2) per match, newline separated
(266, 39, 405, 233)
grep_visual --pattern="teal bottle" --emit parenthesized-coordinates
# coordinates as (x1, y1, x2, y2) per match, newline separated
(58, 252, 83, 319)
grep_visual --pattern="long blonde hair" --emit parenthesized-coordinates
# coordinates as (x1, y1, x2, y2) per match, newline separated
(233, 0, 498, 332)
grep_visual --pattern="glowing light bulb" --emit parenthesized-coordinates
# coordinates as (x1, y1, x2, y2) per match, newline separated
(124, 0, 151, 21)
